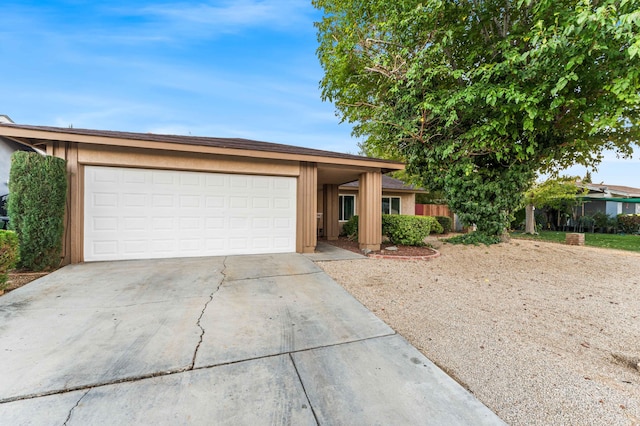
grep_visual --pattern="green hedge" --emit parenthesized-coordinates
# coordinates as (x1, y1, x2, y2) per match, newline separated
(8, 152, 67, 271)
(341, 214, 443, 245)
(382, 214, 433, 245)
(0, 230, 20, 290)
(435, 216, 452, 233)
(617, 214, 640, 234)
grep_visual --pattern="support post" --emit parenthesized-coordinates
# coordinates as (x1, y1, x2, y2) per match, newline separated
(323, 184, 339, 241)
(358, 171, 382, 251)
(296, 162, 317, 253)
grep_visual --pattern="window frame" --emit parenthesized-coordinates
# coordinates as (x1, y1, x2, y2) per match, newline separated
(338, 194, 356, 222)
(382, 196, 401, 215)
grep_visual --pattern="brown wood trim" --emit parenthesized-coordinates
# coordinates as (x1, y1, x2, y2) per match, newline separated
(77, 145, 300, 177)
(0, 127, 404, 171)
(296, 162, 317, 253)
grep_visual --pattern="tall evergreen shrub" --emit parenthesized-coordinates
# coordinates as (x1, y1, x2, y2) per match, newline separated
(8, 152, 67, 271)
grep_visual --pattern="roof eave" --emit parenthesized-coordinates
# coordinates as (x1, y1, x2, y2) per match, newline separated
(0, 125, 404, 172)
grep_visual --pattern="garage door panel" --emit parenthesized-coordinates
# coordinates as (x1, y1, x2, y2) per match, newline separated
(84, 167, 296, 261)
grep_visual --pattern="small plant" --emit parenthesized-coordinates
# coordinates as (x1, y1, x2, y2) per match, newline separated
(592, 212, 610, 231)
(0, 230, 20, 291)
(534, 212, 546, 232)
(444, 232, 501, 246)
(341, 215, 359, 239)
(579, 215, 595, 233)
(382, 214, 432, 245)
(434, 216, 452, 233)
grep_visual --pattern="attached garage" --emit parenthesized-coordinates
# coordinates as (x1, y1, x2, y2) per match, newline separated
(0, 123, 404, 265)
(84, 166, 297, 261)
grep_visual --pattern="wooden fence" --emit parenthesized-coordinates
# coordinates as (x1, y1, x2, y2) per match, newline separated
(415, 204, 453, 219)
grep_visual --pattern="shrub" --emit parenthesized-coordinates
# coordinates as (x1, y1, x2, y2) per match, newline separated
(341, 215, 359, 238)
(8, 152, 67, 271)
(0, 230, 20, 291)
(382, 214, 432, 245)
(617, 214, 640, 234)
(444, 232, 501, 246)
(579, 215, 595, 232)
(427, 217, 444, 234)
(434, 216, 452, 233)
(592, 212, 610, 230)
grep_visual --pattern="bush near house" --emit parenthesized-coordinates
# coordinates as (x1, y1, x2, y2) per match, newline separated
(434, 216, 452, 234)
(617, 214, 640, 234)
(8, 152, 67, 271)
(341, 215, 359, 239)
(427, 217, 444, 234)
(0, 230, 20, 291)
(341, 214, 442, 245)
(382, 215, 435, 246)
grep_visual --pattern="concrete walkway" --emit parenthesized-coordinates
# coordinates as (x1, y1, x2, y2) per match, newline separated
(0, 253, 505, 425)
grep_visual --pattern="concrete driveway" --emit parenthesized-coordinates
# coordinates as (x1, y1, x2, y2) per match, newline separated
(0, 252, 505, 425)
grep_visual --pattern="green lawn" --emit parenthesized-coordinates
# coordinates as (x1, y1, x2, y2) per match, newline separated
(511, 231, 640, 252)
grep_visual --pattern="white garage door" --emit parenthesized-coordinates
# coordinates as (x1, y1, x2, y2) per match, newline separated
(84, 166, 297, 261)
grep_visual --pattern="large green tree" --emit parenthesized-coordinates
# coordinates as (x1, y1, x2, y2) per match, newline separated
(314, 0, 640, 238)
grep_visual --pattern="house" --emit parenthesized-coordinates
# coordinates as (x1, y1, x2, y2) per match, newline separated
(0, 115, 34, 195)
(0, 123, 404, 264)
(316, 175, 426, 235)
(578, 182, 640, 217)
(0, 115, 36, 228)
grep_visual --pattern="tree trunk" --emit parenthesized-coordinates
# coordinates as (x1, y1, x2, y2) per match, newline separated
(525, 205, 536, 234)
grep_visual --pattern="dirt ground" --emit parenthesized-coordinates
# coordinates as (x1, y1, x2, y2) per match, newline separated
(1, 271, 49, 295)
(318, 238, 640, 426)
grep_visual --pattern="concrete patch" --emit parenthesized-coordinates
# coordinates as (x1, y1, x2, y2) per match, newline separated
(292, 334, 507, 425)
(0, 257, 225, 402)
(303, 242, 366, 261)
(195, 272, 394, 367)
(223, 253, 321, 281)
(65, 356, 316, 425)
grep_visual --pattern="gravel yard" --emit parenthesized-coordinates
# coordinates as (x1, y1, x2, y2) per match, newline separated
(318, 239, 640, 425)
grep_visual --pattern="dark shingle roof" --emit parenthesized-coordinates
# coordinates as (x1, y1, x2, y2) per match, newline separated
(0, 123, 403, 166)
(342, 175, 424, 192)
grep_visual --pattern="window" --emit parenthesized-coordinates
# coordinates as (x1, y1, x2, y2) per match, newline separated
(382, 197, 401, 215)
(339, 194, 355, 221)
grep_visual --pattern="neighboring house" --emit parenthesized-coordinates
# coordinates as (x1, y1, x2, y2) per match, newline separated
(1, 115, 35, 194)
(0, 123, 404, 264)
(316, 175, 426, 234)
(0, 115, 35, 228)
(578, 182, 640, 217)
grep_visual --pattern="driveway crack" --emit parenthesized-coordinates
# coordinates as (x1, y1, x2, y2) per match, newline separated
(190, 257, 227, 369)
(63, 389, 90, 425)
(288, 353, 320, 425)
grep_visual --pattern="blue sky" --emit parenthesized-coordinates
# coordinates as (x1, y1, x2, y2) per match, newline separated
(1, 0, 638, 187)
